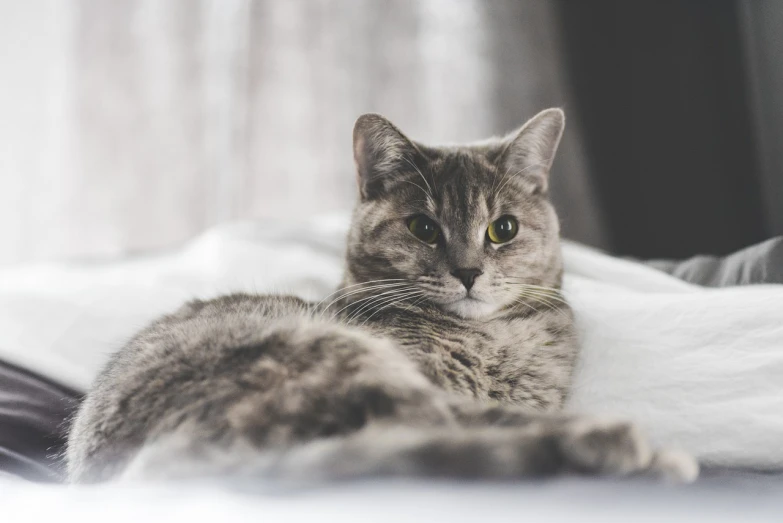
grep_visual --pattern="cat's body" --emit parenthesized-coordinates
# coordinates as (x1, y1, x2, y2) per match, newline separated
(66, 109, 697, 483)
(341, 291, 575, 408)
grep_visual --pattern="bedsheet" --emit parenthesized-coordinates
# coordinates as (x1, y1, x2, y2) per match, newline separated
(1, 215, 782, 522)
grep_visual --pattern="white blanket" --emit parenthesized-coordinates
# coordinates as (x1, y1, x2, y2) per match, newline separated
(4, 475, 781, 523)
(1, 214, 781, 469)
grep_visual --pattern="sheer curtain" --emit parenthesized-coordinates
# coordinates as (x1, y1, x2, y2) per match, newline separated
(0, 0, 606, 265)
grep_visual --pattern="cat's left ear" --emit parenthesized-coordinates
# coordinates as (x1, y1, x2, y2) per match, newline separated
(498, 108, 565, 195)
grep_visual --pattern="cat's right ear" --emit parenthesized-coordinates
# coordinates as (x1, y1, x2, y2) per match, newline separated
(353, 114, 421, 200)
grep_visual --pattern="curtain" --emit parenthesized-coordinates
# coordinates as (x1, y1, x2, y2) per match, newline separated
(557, 0, 781, 258)
(0, 0, 606, 265)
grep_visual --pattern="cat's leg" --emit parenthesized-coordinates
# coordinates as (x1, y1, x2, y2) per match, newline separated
(448, 400, 557, 427)
(91, 317, 459, 483)
(268, 420, 697, 483)
(441, 400, 697, 481)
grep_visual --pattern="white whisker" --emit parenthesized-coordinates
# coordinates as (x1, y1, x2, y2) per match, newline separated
(402, 155, 436, 197)
(344, 289, 421, 325)
(340, 287, 419, 323)
(495, 163, 544, 197)
(315, 280, 411, 319)
(400, 180, 436, 208)
(360, 291, 427, 327)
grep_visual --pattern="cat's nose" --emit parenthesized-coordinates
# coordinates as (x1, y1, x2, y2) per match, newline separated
(450, 268, 483, 291)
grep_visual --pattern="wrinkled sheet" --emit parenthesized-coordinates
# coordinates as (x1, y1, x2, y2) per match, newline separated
(1, 215, 782, 521)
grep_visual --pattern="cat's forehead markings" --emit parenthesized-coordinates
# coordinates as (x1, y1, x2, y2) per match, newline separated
(471, 153, 496, 173)
(439, 222, 452, 241)
(475, 198, 490, 242)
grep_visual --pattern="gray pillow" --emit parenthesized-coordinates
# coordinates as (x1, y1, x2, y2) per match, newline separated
(645, 237, 783, 286)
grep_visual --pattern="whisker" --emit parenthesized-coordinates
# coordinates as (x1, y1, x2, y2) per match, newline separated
(502, 281, 568, 299)
(360, 291, 427, 327)
(400, 180, 436, 208)
(320, 283, 408, 319)
(331, 292, 403, 324)
(402, 155, 436, 198)
(344, 289, 421, 325)
(313, 279, 408, 310)
(491, 165, 512, 197)
(495, 163, 545, 197)
(315, 280, 411, 318)
(334, 286, 417, 323)
(331, 294, 384, 324)
(320, 282, 412, 310)
(499, 280, 571, 320)
(511, 296, 543, 317)
(512, 289, 569, 308)
(341, 287, 419, 323)
(523, 292, 569, 314)
(516, 291, 570, 321)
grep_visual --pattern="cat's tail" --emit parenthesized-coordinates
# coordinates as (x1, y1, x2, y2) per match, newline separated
(120, 422, 698, 484)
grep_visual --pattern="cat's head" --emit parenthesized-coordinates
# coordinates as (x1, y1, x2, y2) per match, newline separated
(344, 108, 565, 320)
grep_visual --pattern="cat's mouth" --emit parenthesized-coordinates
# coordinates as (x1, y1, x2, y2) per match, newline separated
(440, 296, 498, 319)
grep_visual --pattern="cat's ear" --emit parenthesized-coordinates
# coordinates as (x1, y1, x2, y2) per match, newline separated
(498, 108, 565, 195)
(353, 114, 422, 200)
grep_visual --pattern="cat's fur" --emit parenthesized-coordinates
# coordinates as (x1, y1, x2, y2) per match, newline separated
(66, 109, 697, 483)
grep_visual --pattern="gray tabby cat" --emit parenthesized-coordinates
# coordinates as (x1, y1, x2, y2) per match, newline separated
(66, 109, 697, 483)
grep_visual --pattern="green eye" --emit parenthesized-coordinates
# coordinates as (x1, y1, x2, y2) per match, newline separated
(407, 215, 440, 244)
(487, 215, 518, 244)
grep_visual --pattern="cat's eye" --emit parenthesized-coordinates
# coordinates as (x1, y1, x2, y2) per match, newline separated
(407, 215, 440, 244)
(487, 215, 518, 244)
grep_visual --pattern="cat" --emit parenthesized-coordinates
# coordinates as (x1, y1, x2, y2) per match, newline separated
(66, 108, 697, 483)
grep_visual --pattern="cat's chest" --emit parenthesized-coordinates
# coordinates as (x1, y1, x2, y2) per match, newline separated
(385, 312, 558, 400)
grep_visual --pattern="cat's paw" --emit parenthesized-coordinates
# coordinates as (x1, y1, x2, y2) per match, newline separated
(556, 419, 698, 483)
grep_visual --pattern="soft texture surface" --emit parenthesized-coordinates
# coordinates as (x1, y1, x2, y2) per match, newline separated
(3, 473, 783, 523)
(648, 236, 783, 286)
(0, 214, 782, 471)
(0, 361, 78, 481)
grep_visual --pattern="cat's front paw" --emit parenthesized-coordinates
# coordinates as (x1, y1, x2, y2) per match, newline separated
(557, 419, 698, 482)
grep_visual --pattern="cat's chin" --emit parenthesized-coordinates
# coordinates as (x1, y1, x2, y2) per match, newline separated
(441, 298, 498, 319)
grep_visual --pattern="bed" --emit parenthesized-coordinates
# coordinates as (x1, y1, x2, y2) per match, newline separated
(1, 214, 782, 521)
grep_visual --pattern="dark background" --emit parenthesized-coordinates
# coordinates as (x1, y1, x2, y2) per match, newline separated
(556, 0, 780, 258)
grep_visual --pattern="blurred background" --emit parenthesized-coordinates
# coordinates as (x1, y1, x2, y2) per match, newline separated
(1, 0, 781, 265)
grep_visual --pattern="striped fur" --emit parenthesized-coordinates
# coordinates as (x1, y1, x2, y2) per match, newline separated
(66, 109, 697, 483)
